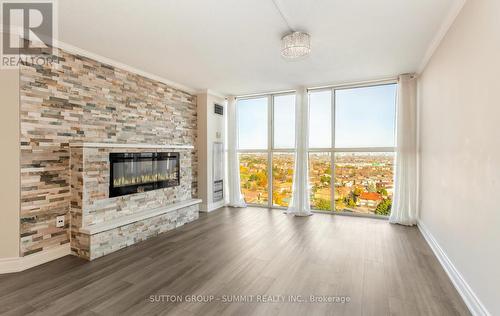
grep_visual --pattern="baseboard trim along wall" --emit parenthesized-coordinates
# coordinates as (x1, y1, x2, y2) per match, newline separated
(200, 201, 226, 213)
(417, 220, 490, 316)
(0, 244, 70, 274)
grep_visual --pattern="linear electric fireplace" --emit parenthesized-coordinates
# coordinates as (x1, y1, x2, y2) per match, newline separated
(109, 152, 180, 197)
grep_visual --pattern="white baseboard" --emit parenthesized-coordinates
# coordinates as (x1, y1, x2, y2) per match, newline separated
(0, 256, 20, 274)
(199, 201, 226, 213)
(0, 244, 71, 274)
(417, 220, 490, 316)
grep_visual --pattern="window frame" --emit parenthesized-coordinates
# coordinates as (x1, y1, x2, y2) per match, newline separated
(236, 92, 296, 209)
(235, 79, 398, 216)
(308, 81, 397, 216)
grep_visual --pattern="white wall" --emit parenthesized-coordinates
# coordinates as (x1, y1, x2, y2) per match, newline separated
(0, 66, 20, 259)
(418, 0, 500, 314)
(197, 91, 226, 212)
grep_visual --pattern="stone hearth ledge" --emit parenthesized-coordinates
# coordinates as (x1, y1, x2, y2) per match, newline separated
(80, 198, 202, 235)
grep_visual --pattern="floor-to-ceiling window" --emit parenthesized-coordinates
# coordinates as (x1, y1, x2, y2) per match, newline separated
(237, 93, 296, 207)
(236, 82, 396, 216)
(309, 83, 397, 215)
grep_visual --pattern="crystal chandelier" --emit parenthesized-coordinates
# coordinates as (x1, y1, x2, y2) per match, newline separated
(281, 31, 311, 59)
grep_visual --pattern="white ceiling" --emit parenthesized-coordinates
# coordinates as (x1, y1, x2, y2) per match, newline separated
(58, 0, 458, 96)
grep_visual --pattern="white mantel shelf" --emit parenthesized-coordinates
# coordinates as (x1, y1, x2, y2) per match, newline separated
(70, 142, 195, 149)
(80, 199, 202, 235)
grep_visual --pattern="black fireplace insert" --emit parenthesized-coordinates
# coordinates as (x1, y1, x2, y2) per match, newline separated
(109, 152, 180, 198)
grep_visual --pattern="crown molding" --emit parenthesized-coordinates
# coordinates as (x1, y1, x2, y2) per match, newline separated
(418, 0, 467, 74)
(196, 89, 227, 100)
(3, 26, 197, 94)
(52, 39, 198, 95)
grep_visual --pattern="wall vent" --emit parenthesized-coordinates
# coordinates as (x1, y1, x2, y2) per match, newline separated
(214, 103, 224, 116)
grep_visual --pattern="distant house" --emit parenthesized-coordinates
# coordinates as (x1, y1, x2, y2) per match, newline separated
(359, 192, 382, 208)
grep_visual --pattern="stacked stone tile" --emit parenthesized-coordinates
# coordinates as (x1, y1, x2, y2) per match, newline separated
(20, 48, 198, 257)
(90, 204, 198, 260)
(70, 146, 198, 260)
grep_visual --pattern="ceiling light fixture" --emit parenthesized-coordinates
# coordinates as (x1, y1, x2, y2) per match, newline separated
(281, 31, 311, 59)
(272, 0, 311, 60)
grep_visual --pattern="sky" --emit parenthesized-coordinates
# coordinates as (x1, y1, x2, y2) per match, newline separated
(316, 83, 397, 148)
(237, 97, 269, 149)
(237, 84, 397, 150)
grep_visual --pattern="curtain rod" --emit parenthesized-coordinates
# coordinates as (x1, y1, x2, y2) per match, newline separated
(234, 76, 399, 99)
(235, 89, 296, 99)
(307, 76, 398, 91)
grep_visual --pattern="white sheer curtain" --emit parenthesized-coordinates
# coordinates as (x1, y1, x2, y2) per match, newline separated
(227, 96, 247, 208)
(390, 74, 418, 225)
(287, 87, 312, 216)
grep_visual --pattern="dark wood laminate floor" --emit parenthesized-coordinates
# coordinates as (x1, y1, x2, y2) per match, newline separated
(0, 207, 470, 316)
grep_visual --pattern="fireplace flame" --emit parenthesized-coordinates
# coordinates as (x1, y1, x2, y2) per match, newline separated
(113, 173, 178, 188)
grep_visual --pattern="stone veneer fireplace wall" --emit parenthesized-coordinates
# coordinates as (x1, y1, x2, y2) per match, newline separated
(19, 47, 198, 257)
(70, 144, 199, 260)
